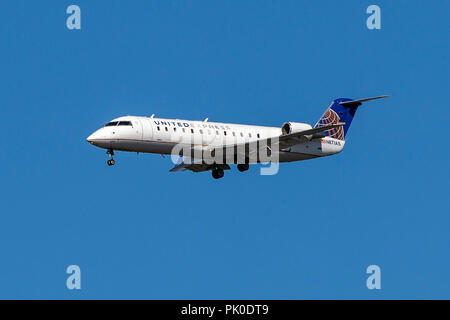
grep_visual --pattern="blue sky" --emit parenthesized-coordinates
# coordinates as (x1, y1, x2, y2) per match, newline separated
(0, 0, 449, 299)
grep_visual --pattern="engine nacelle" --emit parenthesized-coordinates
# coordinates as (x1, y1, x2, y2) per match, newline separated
(281, 122, 312, 135)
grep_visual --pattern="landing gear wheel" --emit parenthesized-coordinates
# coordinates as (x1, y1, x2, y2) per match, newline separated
(212, 168, 224, 179)
(237, 164, 249, 172)
(106, 149, 115, 166)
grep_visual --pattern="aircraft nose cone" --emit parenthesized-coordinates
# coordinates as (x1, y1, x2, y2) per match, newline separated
(86, 129, 111, 148)
(86, 132, 98, 144)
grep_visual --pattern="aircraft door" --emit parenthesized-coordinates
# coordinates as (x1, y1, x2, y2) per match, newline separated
(142, 118, 153, 141)
(132, 119, 143, 140)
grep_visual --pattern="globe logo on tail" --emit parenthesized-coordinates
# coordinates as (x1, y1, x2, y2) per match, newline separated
(315, 108, 345, 140)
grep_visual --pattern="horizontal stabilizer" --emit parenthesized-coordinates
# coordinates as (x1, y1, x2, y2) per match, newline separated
(338, 95, 390, 107)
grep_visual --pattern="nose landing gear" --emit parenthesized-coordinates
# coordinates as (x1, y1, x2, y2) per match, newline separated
(107, 149, 115, 166)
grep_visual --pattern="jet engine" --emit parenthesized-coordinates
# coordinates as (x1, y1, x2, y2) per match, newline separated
(281, 122, 312, 135)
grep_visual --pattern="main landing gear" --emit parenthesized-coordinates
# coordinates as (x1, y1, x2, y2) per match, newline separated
(107, 149, 115, 166)
(237, 164, 249, 172)
(211, 168, 224, 179)
(211, 164, 249, 179)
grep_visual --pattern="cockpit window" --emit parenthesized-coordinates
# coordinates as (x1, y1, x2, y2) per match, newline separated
(105, 121, 118, 127)
(118, 121, 132, 126)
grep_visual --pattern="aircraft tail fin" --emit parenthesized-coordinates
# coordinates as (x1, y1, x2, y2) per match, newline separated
(314, 95, 389, 140)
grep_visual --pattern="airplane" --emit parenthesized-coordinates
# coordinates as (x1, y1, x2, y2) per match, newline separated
(86, 96, 388, 179)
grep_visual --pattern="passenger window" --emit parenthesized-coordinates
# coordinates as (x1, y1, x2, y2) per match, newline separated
(200, 129, 203, 134)
(224, 131, 227, 136)
(165, 127, 168, 132)
(232, 132, 235, 137)
(249, 133, 252, 138)
(173, 128, 176, 132)
(157, 126, 160, 131)
(216, 130, 219, 135)
(182, 128, 186, 133)
(240, 132, 243, 137)
(257, 133, 260, 138)
(191, 129, 194, 134)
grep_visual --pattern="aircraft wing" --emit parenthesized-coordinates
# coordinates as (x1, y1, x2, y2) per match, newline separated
(169, 158, 230, 173)
(169, 162, 212, 172)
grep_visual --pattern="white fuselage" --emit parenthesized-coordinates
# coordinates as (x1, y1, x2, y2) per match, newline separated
(86, 115, 345, 163)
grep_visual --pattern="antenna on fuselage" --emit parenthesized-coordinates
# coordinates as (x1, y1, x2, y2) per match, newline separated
(150, 114, 155, 118)
(203, 118, 208, 122)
